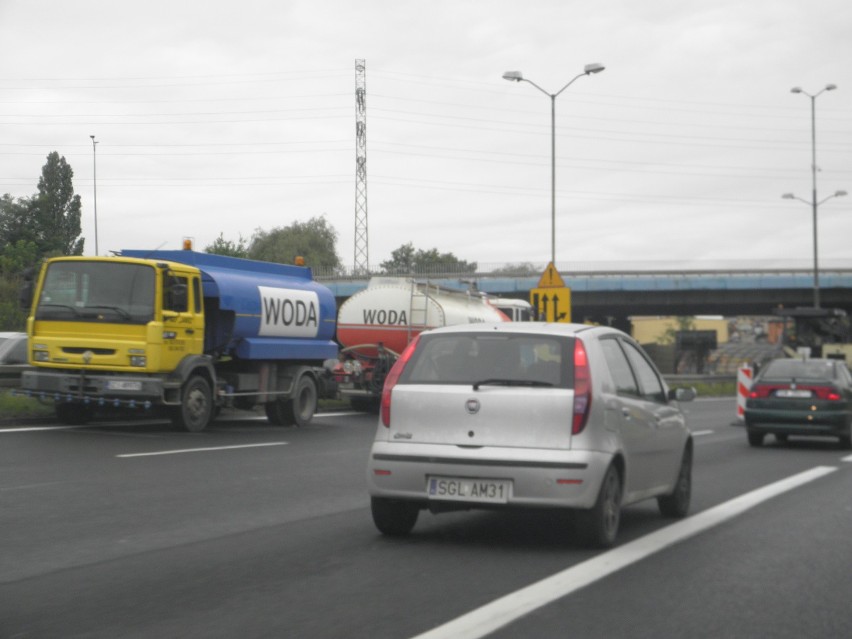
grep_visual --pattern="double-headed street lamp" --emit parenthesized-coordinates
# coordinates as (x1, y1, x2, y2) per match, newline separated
(782, 189, 847, 309)
(503, 63, 605, 266)
(784, 83, 844, 309)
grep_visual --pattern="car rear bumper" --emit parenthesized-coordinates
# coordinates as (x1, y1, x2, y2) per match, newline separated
(745, 408, 851, 438)
(367, 442, 613, 510)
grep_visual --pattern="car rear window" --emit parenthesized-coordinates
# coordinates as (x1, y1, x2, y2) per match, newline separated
(399, 332, 574, 389)
(761, 359, 839, 381)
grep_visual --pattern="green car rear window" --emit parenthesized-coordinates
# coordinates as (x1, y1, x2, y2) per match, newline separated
(761, 359, 839, 381)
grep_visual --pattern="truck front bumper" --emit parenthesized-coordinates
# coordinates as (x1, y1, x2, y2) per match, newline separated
(20, 369, 175, 404)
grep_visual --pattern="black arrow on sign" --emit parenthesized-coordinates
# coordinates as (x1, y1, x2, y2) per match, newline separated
(552, 294, 567, 321)
(541, 294, 550, 322)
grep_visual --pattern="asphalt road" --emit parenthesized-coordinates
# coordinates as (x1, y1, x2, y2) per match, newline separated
(1, 399, 851, 638)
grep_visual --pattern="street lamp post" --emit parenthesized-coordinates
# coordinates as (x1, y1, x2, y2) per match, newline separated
(782, 190, 847, 308)
(503, 63, 605, 266)
(90, 135, 99, 256)
(786, 83, 840, 309)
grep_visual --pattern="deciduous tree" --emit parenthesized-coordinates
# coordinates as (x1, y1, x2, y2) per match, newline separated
(380, 242, 477, 275)
(248, 216, 341, 269)
(30, 152, 84, 256)
(204, 232, 250, 258)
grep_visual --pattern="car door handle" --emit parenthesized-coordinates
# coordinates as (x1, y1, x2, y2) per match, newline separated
(186, 329, 195, 335)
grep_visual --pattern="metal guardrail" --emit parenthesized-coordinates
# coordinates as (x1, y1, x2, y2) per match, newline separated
(0, 365, 31, 389)
(312, 260, 852, 281)
(664, 374, 736, 385)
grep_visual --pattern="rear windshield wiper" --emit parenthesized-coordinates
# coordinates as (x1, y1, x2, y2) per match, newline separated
(472, 378, 555, 390)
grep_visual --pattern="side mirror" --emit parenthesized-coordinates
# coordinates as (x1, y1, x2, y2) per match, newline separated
(669, 386, 697, 402)
(19, 280, 34, 311)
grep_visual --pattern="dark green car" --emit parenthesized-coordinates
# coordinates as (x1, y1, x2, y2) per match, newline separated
(745, 358, 852, 449)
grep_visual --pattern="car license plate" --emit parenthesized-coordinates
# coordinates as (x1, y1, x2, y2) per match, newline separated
(107, 380, 143, 391)
(427, 476, 512, 504)
(776, 389, 812, 398)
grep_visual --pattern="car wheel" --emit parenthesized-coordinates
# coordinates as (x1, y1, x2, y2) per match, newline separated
(171, 376, 213, 432)
(371, 497, 419, 536)
(577, 464, 622, 548)
(776, 434, 789, 445)
(839, 434, 852, 450)
(747, 430, 764, 447)
(658, 445, 692, 518)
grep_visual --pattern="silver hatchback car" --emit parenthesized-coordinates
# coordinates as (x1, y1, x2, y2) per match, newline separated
(367, 322, 695, 547)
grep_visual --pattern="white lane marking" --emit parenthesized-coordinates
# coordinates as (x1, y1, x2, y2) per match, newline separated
(411, 465, 838, 639)
(1, 411, 364, 433)
(0, 425, 76, 433)
(117, 442, 288, 458)
(842, 454, 852, 463)
(692, 430, 714, 437)
(214, 411, 364, 423)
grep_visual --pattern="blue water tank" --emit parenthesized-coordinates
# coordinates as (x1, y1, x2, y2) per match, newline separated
(120, 250, 337, 361)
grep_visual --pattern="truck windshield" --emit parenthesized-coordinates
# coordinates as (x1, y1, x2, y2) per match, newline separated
(35, 261, 156, 324)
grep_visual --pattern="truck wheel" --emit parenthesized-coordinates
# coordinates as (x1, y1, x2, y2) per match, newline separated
(172, 376, 213, 432)
(265, 399, 294, 426)
(289, 375, 317, 427)
(56, 402, 92, 426)
(350, 396, 379, 413)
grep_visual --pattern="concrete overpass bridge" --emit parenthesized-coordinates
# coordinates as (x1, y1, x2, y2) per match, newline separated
(316, 266, 852, 333)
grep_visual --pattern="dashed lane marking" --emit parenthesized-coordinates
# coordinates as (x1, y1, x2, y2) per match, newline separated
(117, 442, 288, 458)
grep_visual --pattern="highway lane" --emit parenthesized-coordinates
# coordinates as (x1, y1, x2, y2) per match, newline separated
(1, 400, 850, 638)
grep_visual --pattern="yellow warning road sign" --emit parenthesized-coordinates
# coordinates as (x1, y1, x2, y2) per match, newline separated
(530, 287, 571, 323)
(537, 262, 566, 289)
(531, 263, 570, 322)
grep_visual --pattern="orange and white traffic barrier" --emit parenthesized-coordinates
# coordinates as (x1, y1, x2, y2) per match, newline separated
(736, 365, 753, 421)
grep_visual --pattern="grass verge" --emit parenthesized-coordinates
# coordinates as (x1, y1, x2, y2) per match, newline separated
(0, 390, 355, 424)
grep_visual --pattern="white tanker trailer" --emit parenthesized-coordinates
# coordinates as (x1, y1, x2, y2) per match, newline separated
(332, 277, 530, 410)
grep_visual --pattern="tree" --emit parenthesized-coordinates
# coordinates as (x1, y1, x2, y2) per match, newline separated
(380, 242, 477, 275)
(248, 216, 341, 269)
(0, 194, 34, 250)
(30, 152, 84, 256)
(204, 232, 250, 258)
(0, 152, 84, 330)
(491, 262, 540, 276)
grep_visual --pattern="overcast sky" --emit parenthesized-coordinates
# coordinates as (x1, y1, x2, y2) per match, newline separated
(1, 0, 850, 272)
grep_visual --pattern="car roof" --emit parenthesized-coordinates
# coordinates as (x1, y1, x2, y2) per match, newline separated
(420, 322, 621, 339)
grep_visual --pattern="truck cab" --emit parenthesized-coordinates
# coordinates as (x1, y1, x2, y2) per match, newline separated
(19, 250, 338, 431)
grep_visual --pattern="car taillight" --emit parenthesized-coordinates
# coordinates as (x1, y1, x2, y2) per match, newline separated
(380, 335, 421, 427)
(812, 386, 842, 401)
(572, 339, 592, 435)
(748, 384, 772, 399)
(749, 384, 843, 401)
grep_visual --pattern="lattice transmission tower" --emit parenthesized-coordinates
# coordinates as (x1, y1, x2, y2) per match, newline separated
(353, 59, 369, 274)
